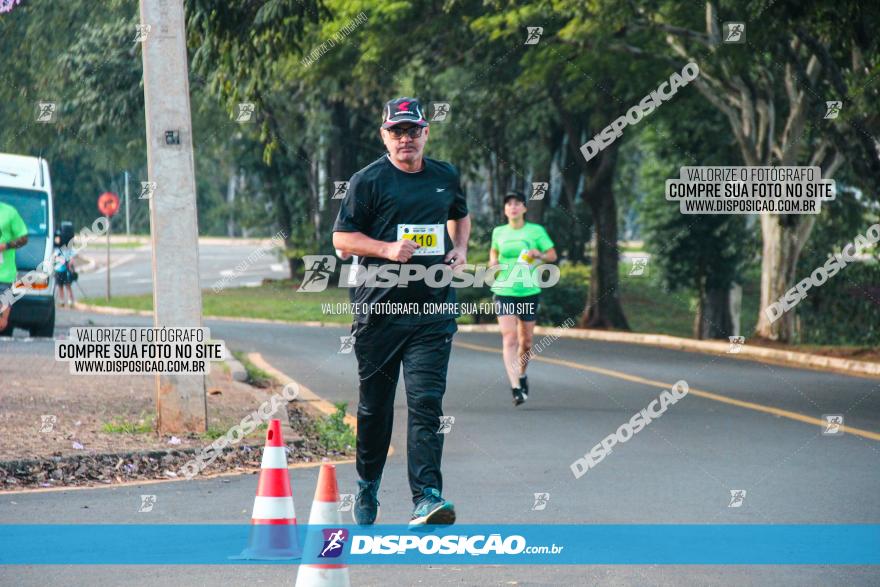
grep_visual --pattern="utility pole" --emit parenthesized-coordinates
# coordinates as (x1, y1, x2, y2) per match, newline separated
(124, 171, 130, 236)
(105, 216, 111, 301)
(139, 0, 206, 433)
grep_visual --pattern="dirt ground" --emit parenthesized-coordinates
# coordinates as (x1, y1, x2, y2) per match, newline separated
(0, 352, 351, 489)
(0, 360, 288, 461)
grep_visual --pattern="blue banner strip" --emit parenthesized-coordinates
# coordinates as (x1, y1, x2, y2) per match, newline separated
(0, 525, 878, 565)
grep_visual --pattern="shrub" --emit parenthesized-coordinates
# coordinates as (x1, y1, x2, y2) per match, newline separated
(797, 262, 880, 345)
(538, 263, 589, 326)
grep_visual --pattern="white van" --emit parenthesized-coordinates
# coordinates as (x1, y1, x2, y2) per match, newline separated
(0, 153, 56, 337)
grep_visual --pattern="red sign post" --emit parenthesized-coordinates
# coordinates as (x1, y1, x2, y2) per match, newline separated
(97, 192, 119, 300)
(98, 192, 120, 217)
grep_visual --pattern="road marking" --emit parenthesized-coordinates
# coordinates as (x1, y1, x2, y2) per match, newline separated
(453, 340, 880, 442)
(91, 254, 136, 274)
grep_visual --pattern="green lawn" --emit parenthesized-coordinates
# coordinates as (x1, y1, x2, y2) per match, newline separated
(107, 241, 146, 249)
(86, 279, 352, 324)
(618, 260, 762, 338)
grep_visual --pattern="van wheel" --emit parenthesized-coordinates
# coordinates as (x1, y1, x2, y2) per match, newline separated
(30, 305, 55, 338)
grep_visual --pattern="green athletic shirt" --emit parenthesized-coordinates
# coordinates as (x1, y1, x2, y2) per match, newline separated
(0, 202, 28, 284)
(490, 222, 554, 296)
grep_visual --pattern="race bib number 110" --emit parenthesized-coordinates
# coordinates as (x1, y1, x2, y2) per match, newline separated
(397, 224, 444, 256)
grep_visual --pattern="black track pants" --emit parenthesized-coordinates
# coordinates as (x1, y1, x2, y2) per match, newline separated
(352, 318, 456, 504)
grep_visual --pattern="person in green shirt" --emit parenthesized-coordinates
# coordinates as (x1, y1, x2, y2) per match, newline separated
(489, 190, 557, 406)
(0, 201, 29, 331)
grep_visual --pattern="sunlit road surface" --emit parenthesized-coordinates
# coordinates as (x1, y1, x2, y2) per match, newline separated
(77, 242, 287, 297)
(1, 309, 878, 586)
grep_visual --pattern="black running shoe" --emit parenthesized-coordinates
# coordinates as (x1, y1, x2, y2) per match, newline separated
(353, 477, 381, 525)
(519, 375, 529, 398)
(512, 387, 526, 406)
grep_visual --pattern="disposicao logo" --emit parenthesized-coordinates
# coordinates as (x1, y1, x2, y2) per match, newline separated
(319, 528, 348, 558)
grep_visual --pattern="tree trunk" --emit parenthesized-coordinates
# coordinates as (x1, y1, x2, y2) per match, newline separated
(530, 122, 563, 223)
(581, 166, 629, 330)
(754, 214, 815, 341)
(529, 160, 551, 223)
(696, 286, 733, 340)
(549, 86, 628, 329)
(486, 159, 497, 217)
(226, 169, 237, 237)
(556, 140, 584, 262)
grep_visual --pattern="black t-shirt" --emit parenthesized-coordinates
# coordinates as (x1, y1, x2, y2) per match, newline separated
(333, 154, 468, 325)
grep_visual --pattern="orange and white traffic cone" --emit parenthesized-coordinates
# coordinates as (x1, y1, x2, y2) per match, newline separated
(294, 464, 351, 587)
(236, 419, 301, 560)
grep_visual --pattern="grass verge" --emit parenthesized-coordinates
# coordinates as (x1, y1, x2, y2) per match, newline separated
(231, 351, 274, 388)
(101, 414, 154, 434)
(308, 402, 356, 453)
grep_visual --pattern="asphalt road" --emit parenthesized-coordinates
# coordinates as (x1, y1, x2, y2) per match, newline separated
(77, 242, 288, 297)
(1, 309, 878, 586)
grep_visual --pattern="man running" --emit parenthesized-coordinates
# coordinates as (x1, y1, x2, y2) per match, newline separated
(332, 97, 470, 526)
(0, 201, 29, 332)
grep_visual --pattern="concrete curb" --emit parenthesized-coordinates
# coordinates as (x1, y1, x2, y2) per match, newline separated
(225, 357, 248, 382)
(456, 324, 880, 377)
(71, 302, 879, 378)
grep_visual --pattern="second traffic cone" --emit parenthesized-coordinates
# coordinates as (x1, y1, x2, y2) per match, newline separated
(295, 464, 351, 587)
(236, 419, 301, 560)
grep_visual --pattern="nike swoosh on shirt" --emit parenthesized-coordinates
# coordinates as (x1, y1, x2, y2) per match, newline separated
(436, 188, 445, 192)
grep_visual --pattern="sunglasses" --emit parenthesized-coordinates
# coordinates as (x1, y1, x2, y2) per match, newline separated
(385, 126, 424, 139)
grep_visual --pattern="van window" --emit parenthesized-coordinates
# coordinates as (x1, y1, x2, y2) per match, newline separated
(0, 187, 49, 235)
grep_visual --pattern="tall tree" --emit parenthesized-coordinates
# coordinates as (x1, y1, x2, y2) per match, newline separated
(618, 0, 880, 341)
(635, 99, 751, 339)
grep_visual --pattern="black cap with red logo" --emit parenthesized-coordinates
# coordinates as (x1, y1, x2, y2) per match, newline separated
(381, 97, 429, 129)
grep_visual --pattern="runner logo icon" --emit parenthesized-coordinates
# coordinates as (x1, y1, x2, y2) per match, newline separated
(338, 335, 356, 354)
(319, 528, 348, 558)
(332, 181, 350, 200)
(728, 490, 746, 508)
(531, 182, 548, 201)
(822, 414, 844, 436)
(524, 26, 543, 45)
(437, 416, 455, 434)
(727, 336, 745, 354)
(531, 492, 550, 511)
(39, 414, 57, 433)
(338, 494, 354, 512)
(824, 101, 842, 119)
(722, 22, 745, 43)
(138, 494, 157, 513)
(298, 255, 338, 292)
